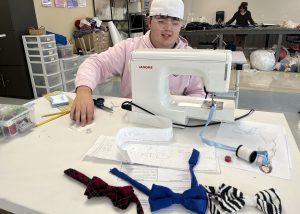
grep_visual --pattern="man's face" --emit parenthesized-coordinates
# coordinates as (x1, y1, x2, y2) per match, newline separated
(148, 15, 183, 49)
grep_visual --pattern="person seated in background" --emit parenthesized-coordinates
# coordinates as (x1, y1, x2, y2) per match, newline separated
(70, 0, 206, 126)
(226, 2, 257, 49)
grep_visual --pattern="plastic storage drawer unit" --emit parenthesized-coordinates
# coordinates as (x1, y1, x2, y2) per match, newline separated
(29, 54, 58, 63)
(30, 60, 60, 75)
(35, 85, 64, 97)
(33, 72, 62, 87)
(63, 68, 77, 82)
(78, 55, 90, 65)
(65, 81, 76, 92)
(57, 45, 74, 58)
(26, 42, 56, 49)
(60, 56, 79, 70)
(27, 48, 57, 56)
(23, 34, 55, 43)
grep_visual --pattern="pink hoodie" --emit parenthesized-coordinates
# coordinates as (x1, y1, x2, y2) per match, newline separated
(75, 31, 206, 98)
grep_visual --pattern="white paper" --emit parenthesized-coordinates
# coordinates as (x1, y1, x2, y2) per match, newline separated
(125, 143, 219, 172)
(215, 121, 291, 179)
(117, 164, 202, 213)
(85, 136, 219, 173)
(68, 122, 95, 133)
(85, 111, 218, 172)
(42, 0, 52, 7)
(115, 112, 173, 162)
(86, 112, 173, 162)
(77, 0, 86, 7)
(85, 136, 125, 161)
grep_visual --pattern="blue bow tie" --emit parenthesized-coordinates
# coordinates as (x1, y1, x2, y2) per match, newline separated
(110, 149, 208, 213)
(149, 184, 207, 213)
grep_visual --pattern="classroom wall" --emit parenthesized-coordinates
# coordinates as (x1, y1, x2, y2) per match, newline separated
(33, 0, 94, 39)
(188, 0, 300, 24)
(33, 0, 145, 40)
(32, 0, 300, 40)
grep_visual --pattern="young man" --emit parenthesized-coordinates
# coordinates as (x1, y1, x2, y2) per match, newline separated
(71, 0, 205, 126)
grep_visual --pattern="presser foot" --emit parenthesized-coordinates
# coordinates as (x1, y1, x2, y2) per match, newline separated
(201, 100, 224, 110)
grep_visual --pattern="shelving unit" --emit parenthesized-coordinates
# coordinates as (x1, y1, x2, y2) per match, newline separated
(22, 34, 64, 98)
(23, 35, 91, 96)
(93, 0, 144, 38)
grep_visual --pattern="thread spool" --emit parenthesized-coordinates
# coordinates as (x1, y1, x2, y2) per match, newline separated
(236, 145, 257, 163)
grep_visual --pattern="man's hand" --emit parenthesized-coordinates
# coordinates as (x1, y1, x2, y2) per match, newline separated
(70, 86, 94, 127)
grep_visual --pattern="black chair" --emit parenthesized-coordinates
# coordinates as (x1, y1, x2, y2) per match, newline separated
(198, 42, 217, 49)
(216, 11, 224, 24)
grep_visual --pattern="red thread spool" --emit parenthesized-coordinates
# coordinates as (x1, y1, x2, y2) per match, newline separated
(225, 156, 232, 163)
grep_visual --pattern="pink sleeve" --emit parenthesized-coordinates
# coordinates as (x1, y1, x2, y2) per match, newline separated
(75, 41, 127, 90)
(185, 76, 206, 97)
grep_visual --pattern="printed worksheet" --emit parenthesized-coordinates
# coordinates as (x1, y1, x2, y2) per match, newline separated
(116, 164, 203, 214)
(86, 136, 219, 173)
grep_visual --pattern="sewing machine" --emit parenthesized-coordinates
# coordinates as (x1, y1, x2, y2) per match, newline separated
(130, 49, 235, 125)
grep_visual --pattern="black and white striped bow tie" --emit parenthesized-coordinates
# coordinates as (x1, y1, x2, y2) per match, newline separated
(205, 184, 282, 214)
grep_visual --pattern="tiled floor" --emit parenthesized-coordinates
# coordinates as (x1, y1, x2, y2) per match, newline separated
(238, 70, 300, 93)
(234, 70, 300, 149)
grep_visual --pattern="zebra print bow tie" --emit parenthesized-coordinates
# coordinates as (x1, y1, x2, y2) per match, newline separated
(205, 184, 281, 214)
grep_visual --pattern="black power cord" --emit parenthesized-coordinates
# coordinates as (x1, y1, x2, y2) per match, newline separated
(121, 101, 255, 128)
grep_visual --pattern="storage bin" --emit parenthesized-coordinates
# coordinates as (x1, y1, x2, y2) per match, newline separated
(41, 42, 56, 49)
(33, 72, 62, 87)
(63, 68, 77, 82)
(26, 42, 56, 49)
(93, 31, 112, 53)
(27, 48, 57, 56)
(30, 60, 60, 75)
(29, 54, 58, 63)
(0, 104, 34, 140)
(28, 26, 47, 36)
(35, 85, 64, 97)
(65, 80, 76, 92)
(78, 55, 90, 65)
(23, 35, 55, 43)
(57, 45, 74, 58)
(60, 56, 79, 70)
(22, 35, 64, 98)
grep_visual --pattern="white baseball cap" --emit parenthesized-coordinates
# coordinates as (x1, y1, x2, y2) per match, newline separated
(149, 0, 184, 20)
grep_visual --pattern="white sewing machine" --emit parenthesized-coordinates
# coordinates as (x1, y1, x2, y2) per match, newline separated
(130, 49, 235, 125)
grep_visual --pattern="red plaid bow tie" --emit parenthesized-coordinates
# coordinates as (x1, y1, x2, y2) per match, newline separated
(64, 168, 144, 214)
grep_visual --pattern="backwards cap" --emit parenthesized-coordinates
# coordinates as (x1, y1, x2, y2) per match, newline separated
(149, 0, 184, 19)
